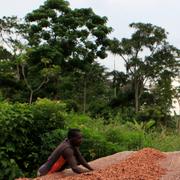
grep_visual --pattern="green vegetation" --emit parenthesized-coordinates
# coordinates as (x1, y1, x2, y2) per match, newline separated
(0, 99, 180, 179)
(0, 0, 180, 179)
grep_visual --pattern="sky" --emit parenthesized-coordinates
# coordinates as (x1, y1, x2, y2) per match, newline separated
(0, 0, 180, 72)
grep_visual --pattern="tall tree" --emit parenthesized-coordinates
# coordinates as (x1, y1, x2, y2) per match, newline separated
(152, 70, 175, 113)
(25, 0, 112, 62)
(107, 70, 129, 98)
(58, 62, 109, 113)
(110, 23, 179, 112)
(0, 16, 27, 80)
(21, 0, 112, 103)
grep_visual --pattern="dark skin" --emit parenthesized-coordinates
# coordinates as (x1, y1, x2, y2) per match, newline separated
(37, 131, 93, 176)
(63, 132, 93, 174)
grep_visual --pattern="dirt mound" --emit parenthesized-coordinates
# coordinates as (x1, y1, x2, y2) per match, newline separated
(63, 148, 167, 180)
(17, 148, 169, 180)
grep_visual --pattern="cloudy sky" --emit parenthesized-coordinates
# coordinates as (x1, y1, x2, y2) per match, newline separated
(0, 0, 180, 71)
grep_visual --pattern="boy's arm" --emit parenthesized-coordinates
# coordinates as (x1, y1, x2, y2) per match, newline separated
(75, 148, 93, 171)
(63, 148, 87, 174)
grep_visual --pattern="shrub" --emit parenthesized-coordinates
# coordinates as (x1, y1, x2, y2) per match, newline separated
(80, 128, 120, 161)
(1, 99, 179, 180)
(39, 129, 67, 164)
(105, 125, 144, 150)
(0, 99, 67, 179)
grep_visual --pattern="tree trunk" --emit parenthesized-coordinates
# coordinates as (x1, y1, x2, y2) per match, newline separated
(114, 86, 117, 98)
(135, 80, 139, 113)
(29, 90, 33, 104)
(83, 80, 87, 113)
(113, 55, 117, 98)
(16, 64, 20, 80)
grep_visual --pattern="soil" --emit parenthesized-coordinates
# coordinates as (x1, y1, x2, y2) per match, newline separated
(16, 148, 180, 180)
(160, 152, 180, 180)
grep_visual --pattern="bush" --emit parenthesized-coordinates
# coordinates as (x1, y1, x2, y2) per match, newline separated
(39, 129, 67, 164)
(80, 128, 120, 161)
(0, 99, 67, 179)
(1, 99, 179, 180)
(0, 102, 34, 178)
(0, 150, 23, 180)
(105, 125, 144, 150)
(144, 132, 180, 151)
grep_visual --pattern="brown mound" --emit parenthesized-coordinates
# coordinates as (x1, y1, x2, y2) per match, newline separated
(62, 148, 167, 180)
(16, 148, 167, 180)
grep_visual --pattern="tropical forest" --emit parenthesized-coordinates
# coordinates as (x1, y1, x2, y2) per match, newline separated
(0, 0, 180, 179)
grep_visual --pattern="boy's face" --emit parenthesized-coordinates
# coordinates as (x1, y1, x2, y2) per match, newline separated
(71, 132, 83, 147)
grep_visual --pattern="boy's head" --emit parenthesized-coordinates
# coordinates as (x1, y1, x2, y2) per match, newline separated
(68, 128, 83, 146)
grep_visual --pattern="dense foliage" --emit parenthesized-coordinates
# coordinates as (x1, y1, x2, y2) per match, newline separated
(0, 0, 178, 116)
(0, 99, 180, 179)
(0, 0, 180, 179)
